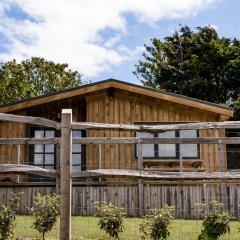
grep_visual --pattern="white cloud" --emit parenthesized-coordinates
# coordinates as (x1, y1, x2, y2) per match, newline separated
(0, 0, 218, 77)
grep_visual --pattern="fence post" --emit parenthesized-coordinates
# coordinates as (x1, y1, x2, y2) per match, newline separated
(218, 140, 227, 210)
(137, 140, 144, 217)
(60, 109, 72, 240)
(16, 144, 20, 183)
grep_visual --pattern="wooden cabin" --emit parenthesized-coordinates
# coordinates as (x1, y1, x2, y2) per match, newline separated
(0, 79, 234, 182)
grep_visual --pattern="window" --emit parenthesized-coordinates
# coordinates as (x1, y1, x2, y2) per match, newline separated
(72, 130, 84, 171)
(226, 129, 240, 170)
(29, 127, 86, 171)
(179, 130, 198, 158)
(136, 129, 199, 159)
(30, 128, 56, 169)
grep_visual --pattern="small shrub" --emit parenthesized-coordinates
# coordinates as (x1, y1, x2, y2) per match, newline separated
(139, 205, 175, 240)
(0, 193, 21, 240)
(197, 200, 231, 240)
(30, 193, 60, 240)
(95, 201, 125, 239)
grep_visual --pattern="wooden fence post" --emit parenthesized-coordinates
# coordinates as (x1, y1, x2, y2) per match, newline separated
(60, 109, 72, 240)
(137, 140, 144, 217)
(218, 141, 227, 210)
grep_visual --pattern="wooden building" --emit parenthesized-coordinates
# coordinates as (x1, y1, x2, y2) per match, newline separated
(0, 79, 234, 182)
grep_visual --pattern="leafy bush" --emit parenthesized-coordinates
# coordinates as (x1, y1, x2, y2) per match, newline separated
(95, 201, 125, 239)
(139, 205, 175, 240)
(197, 200, 231, 240)
(0, 193, 21, 240)
(30, 193, 60, 240)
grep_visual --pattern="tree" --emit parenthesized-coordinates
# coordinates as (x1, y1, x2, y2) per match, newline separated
(0, 57, 83, 105)
(139, 205, 175, 240)
(134, 25, 240, 110)
(95, 201, 125, 239)
(196, 201, 230, 240)
(30, 193, 60, 240)
(0, 193, 21, 240)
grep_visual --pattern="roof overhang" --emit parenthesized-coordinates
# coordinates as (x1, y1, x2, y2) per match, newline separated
(0, 79, 233, 118)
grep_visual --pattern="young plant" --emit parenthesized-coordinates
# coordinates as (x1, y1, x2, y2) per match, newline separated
(197, 200, 231, 240)
(30, 193, 60, 240)
(0, 193, 21, 240)
(95, 201, 125, 239)
(139, 205, 175, 240)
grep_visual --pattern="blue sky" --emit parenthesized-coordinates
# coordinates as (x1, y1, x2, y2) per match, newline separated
(0, 0, 239, 85)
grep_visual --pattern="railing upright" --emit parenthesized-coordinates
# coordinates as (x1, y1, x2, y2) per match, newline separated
(60, 109, 72, 240)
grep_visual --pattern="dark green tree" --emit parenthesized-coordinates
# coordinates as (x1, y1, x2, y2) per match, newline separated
(134, 25, 240, 117)
(0, 57, 83, 105)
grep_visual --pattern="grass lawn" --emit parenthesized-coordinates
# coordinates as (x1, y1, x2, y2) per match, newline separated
(14, 216, 239, 240)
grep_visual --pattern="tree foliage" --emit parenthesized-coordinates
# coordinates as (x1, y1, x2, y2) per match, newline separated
(0, 57, 82, 105)
(30, 193, 60, 240)
(95, 201, 125, 239)
(134, 25, 240, 108)
(0, 193, 21, 240)
(197, 201, 230, 240)
(139, 205, 175, 240)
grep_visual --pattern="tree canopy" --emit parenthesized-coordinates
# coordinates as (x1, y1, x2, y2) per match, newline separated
(0, 57, 83, 105)
(134, 26, 240, 111)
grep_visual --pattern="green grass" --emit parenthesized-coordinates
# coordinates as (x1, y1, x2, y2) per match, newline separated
(14, 216, 239, 240)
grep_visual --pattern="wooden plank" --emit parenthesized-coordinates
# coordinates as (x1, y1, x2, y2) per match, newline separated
(72, 137, 240, 145)
(0, 164, 57, 177)
(71, 169, 240, 179)
(72, 121, 240, 131)
(0, 138, 59, 145)
(60, 109, 72, 240)
(0, 113, 59, 129)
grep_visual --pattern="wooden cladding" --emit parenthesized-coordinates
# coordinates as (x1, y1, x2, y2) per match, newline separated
(86, 91, 225, 172)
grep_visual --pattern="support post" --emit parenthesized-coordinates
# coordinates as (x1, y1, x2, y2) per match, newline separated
(16, 144, 20, 183)
(60, 109, 72, 240)
(218, 141, 227, 209)
(56, 143, 60, 194)
(99, 144, 102, 169)
(137, 140, 144, 217)
(179, 145, 183, 173)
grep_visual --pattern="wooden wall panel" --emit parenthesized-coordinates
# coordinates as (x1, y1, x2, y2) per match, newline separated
(86, 90, 225, 172)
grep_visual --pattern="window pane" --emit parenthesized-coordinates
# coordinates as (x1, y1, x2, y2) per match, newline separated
(34, 144, 43, 152)
(73, 131, 82, 138)
(45, 154, 54, 164)
(72, 144, 81, 153)
(158, 131, 176, 157)
(180, 130, 198, 158)
(45, 165, 54, 170)
(34, 154, 43, 164)
(45, 144, 54, 153)
(72, 154, 81, 165)
(45, 131, 54, 138)
(136, 132, 155, 157)
(72, 165, 82, 171)
(35, 131, 44, 138)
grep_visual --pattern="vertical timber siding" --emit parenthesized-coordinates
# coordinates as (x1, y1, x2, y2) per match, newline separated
(86, 90, 225, 172)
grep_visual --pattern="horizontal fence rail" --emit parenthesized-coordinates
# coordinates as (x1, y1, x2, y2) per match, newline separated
(72, 137, 240, 144)
(72, 121, 240, 131)
(2, 137, 240, 145)
(0, 112, 60, 129)
(0, 137, 60, 144)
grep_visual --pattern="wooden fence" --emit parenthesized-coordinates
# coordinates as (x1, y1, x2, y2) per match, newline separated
(0, 183, 239, 219)
(1, 110, 240, 239)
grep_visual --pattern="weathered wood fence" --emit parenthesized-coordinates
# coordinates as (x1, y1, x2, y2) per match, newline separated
(1, 110, 240, 239)
(0, 183, 239, 219)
